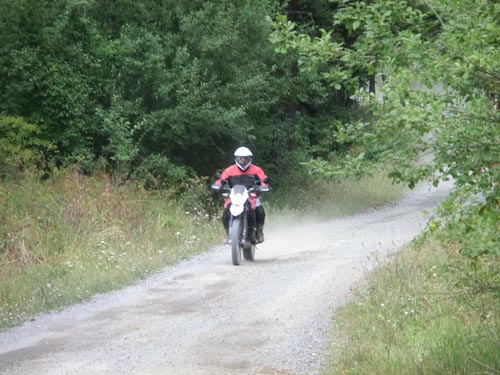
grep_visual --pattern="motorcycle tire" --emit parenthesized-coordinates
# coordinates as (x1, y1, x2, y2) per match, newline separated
(231, 218, 243, 266)
(243, 242, 255, 261)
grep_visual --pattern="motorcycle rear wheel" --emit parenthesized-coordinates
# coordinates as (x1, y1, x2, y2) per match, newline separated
(243, 242, 255, 261)
(231, 218, 242, 266)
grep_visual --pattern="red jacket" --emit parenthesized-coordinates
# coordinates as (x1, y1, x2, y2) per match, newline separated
(215, 164, 268, 208)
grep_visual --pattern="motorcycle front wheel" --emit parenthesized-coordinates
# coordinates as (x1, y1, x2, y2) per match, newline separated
(231, 217, 243, 266)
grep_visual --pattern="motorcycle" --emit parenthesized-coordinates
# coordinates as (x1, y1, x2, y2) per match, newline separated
(212, 173, 271, 266)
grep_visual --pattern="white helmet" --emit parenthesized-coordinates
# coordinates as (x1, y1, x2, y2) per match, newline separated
(234, 146, 253, 171)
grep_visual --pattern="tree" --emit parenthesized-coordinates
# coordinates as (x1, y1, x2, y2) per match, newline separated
(0, 0, 290, 180)
(272, 0, 499, 257)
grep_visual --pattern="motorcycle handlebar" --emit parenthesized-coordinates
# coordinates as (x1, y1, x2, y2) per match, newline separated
(259, 186, 271, 193)
(248, 185, 272, 194)
(211, 183, 271, 194)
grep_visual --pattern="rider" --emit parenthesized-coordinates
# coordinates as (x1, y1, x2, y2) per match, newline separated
(213, 146, 268, 244)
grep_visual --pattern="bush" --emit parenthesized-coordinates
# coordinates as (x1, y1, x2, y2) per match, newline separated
(0, 116, 51, 179)
(130, 154, 195, 190)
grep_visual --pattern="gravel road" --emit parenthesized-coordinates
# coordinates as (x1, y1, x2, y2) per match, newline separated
(0, 181, 452, 375)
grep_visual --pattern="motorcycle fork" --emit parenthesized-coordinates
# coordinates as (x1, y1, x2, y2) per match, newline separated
(241, 210, 248, 245)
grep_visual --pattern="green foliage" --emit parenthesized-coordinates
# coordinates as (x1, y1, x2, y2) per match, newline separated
(142, 1, 286, 175)
(366, 0, 500, 259)
(0, 0, 296, 181)
(93, 95, 139, 174)
(130, 154, 194, 190)
(273, 0, 500, 259)
(269, 10, 360, 162)
(435, 192, 500, 260)
(0, 116, 51, 177)
(1, 0, 398, 185)
(270, 3, 500, 369)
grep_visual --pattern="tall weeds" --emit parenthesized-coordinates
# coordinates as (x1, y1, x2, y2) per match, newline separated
(323, 240, 500, 375)
(0, 171, 218, 329)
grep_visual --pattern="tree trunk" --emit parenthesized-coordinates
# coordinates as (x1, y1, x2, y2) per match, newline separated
(369, 74, 376, 95)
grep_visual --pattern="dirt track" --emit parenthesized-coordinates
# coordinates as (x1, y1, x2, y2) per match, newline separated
(0, 181, 452, 375)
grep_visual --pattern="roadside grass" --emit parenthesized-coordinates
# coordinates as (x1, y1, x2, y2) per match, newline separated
(267, 171, 405, 228)
(0, 171, 219, 329)
(322, 240, 500, 375)
(0, 169, 404, 330)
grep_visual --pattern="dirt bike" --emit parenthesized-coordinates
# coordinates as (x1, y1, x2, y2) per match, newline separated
(212, 173, 271, 266)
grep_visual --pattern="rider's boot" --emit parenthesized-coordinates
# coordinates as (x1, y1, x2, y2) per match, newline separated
(256, 224, 264, 243)
(249, 227, 257, 244)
